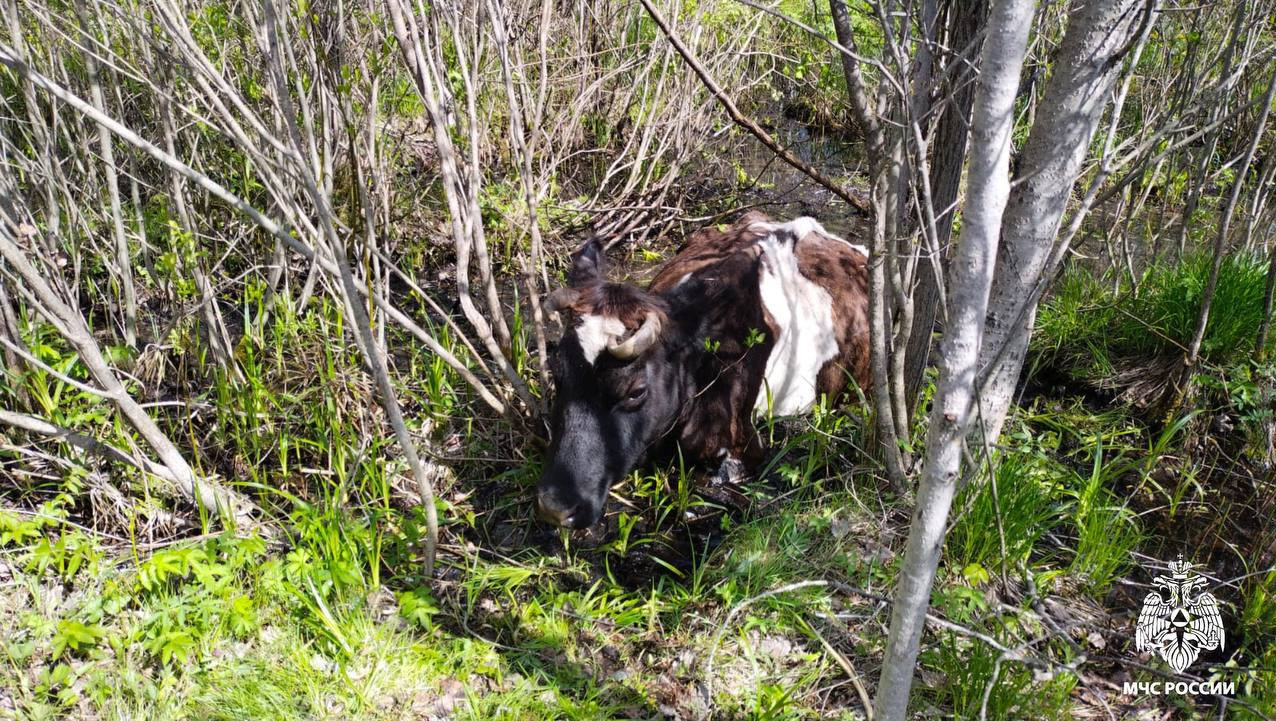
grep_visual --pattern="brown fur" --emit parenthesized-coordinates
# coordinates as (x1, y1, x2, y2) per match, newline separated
(559, 282, 669, 331)
(650, 211, 870, 397)
(648, 211, 869, 463)
(665, 245, 774, 465)
(648, 210, 773, 293)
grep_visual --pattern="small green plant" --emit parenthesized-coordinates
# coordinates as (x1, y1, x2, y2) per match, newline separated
(948, 451, 1064, 574)
(1236, 569, 1276, 718)
(924, 634, 1076, 721)
(50, 619, 104, 660)
(28, 530, 102, 582)
(1067, 441, 1142, 592)
(399, 586, 441, 630)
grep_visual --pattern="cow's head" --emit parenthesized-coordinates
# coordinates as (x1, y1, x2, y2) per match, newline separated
(535, 240, 691, 529)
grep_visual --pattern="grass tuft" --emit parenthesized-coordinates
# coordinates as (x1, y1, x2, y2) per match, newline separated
(1034, 252, 1270, 380)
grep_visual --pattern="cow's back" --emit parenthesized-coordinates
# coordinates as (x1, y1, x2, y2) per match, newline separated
(649, 213, 870, 417)
(648, 210, 774, 293)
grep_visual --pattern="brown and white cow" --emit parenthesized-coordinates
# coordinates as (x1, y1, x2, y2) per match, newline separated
(535, 211, 869, 529)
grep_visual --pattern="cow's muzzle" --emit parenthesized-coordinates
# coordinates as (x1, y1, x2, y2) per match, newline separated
(535, 489, 597, 529)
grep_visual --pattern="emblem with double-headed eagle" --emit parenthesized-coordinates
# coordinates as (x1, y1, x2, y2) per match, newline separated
(1135, 558, 1224, 673)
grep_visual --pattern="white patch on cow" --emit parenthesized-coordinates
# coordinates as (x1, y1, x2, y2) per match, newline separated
(785, 216, 823, 242)
(575, 314, 627, 364)
(674, 272, 694, 288)
(759, 216, 869, 259)
(753, 219, 840, 416)
(822, 229, 869, 259)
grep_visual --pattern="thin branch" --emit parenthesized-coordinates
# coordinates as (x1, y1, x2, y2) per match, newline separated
(0, 42, 508, 416)
(0, 408, 182, 485)
(636, 0, 872, 215)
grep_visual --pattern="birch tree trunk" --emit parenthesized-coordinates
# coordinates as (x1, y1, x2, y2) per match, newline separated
(872, 0, 1033, 716)
(975, 0, 1144, 447)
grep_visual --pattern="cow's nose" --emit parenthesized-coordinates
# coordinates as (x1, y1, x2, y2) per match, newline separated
(535, 494, 579, 527)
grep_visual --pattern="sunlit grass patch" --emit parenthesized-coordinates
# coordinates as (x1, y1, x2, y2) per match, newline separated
(921, 635, 1076, 721)
(190, 615, 447, 721)
(1034, 252, 1270, 377)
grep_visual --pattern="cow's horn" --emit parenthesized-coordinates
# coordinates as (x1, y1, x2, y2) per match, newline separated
(545, 287, 580, 314)
(607, 312, 662, 360)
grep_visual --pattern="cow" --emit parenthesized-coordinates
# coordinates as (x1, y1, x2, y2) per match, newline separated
(535, 211, 870, 529)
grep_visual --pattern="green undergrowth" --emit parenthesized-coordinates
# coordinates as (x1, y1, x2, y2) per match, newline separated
(1034, 252, 1270, 378)
(949, 400, 1157, 592)
(1032, 251, 1276, 463)
(1028, 247, 1276, 716)
(3, 422, 1269, 720)
(3, 264, 1272, 719)
(5, 384, 1262, 720)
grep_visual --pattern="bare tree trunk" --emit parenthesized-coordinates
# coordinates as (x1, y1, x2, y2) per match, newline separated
(1244, 150, 1275, 251)
(975, 0, 1145, 447)
(903, 0, 987, 415)
(487, 0, 557, 397)
(5, 0, 61, 255)
(829, 0, 908, 487)
(0, 260, 29, 408)
(258, 0, 439, 574)
(385, 0, 536, 413)
(872, 0, 1033, 716)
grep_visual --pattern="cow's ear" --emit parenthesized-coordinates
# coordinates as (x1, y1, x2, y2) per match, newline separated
(661, 273, 707, 310)
(661, 274, 710, 333)
(568, 237, 605, 287)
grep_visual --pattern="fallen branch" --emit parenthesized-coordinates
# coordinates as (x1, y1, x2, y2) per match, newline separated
(0, 409, 183, 485)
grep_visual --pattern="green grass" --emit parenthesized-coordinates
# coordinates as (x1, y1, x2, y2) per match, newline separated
(947, 451, 1065, 576)
(923, 635, 1076, 721)
(0, 379, 1096, 721)
(2, 251, 1267, 720)
(1034, 252, 1270, 380)
(949, 402, 1147, 594)
(1236, 569, 1276, 719)
(1066, 440, 1142, 593)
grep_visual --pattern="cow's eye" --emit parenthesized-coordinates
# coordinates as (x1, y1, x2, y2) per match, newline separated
(618, 385, 648, 409)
